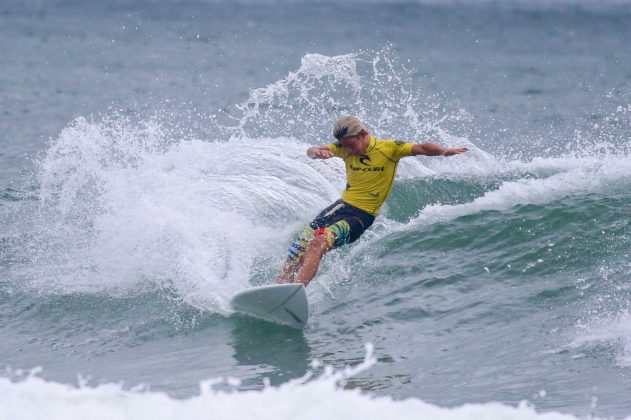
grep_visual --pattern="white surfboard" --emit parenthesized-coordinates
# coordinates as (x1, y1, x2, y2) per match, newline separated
(230, 283, 309, 329)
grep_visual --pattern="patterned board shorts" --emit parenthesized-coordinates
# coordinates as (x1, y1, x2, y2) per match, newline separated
(287, 200, 375, 262)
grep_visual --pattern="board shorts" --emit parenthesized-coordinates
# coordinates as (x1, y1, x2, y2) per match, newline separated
(287, 199, 375, 262)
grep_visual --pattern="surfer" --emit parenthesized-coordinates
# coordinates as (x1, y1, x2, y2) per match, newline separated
(276, 116, 468, 286)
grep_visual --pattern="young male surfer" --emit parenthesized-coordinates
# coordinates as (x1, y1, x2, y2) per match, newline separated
(277, 116, 468, 286)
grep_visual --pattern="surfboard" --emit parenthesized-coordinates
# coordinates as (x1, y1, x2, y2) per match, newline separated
(230, 283, 309, 329)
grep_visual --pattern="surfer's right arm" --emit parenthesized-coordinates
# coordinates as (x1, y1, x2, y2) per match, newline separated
(307, 146, 334, 159)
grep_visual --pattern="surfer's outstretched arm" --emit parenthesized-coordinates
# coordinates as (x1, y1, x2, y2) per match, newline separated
(307, 146, 334, 159)
(411, 143, 468, 156)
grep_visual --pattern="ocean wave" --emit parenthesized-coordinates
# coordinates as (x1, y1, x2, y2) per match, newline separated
(0, 345, 598, 420)
(5, 111, 631, 310)
(6, 117, 349, 310)
(3, 47, 631, 318)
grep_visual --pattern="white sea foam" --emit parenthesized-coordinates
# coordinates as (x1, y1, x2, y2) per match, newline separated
(0, 345, 596, 420)
(402, 151, 631, 228)
(21, 117, 347, 310)
(18, 111, 631, 312)
(14, 46, 631, 314)
(0, 376, 591, 420)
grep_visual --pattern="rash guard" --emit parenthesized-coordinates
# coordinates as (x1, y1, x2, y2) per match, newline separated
(326, 136, 414, 216)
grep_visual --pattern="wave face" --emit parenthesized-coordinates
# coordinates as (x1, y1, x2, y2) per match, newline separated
(0, 349, 602, 420)
(2, 1, 631, 418)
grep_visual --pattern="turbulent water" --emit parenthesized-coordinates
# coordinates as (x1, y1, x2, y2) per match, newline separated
(2, 0, 631, 418)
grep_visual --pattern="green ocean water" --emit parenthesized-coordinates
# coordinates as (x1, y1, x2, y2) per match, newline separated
(2, 1, 631, 417)
(2, 134, 631, 414)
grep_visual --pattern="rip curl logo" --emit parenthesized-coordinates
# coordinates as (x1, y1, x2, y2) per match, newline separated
(359, 155, 372, 166)
(351, 154, 384, 172)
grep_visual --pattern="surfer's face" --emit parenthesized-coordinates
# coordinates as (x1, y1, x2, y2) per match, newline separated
(338, 131, 369, 155)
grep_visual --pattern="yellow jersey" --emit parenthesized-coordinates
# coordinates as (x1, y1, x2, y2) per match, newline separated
(326, 136, 415, 216)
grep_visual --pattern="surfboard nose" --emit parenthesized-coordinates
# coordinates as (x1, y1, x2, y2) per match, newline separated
(231, 284, 309, 329)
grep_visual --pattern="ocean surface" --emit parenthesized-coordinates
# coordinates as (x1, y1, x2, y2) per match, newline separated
(2, 0, 631, 418)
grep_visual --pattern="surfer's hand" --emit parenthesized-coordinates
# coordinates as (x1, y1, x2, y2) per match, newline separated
(307, 147, 334, 159)
(443, 147, 469, 156)
(315, 149, 334, 159)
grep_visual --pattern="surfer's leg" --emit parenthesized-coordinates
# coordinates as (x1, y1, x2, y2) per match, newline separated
(295, 231, 333, 286)
(276, 226, 316, 283)
(276, 258, 301, 283)
(279, 200, 352, 285)
(294, 216, 369, 285)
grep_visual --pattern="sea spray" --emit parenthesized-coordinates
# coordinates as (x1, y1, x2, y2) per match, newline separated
(0, 344, 586, 420)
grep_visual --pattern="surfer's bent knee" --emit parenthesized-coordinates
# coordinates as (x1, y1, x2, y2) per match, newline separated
(287, 226, 315, 263)
(286, 225, 336, 262)
(286, 199, 373, 263)
(311, 227, 335, 252)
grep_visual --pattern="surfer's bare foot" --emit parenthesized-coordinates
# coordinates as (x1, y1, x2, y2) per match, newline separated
(276, 259, 300, 283)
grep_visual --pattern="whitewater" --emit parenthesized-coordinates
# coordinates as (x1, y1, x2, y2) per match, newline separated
(0, 348, 603, 420)
(3, 0, 631, 418)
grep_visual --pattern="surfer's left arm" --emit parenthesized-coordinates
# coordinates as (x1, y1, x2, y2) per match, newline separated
(307, 146, 335, 159)
(411, 143, 468, 156)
